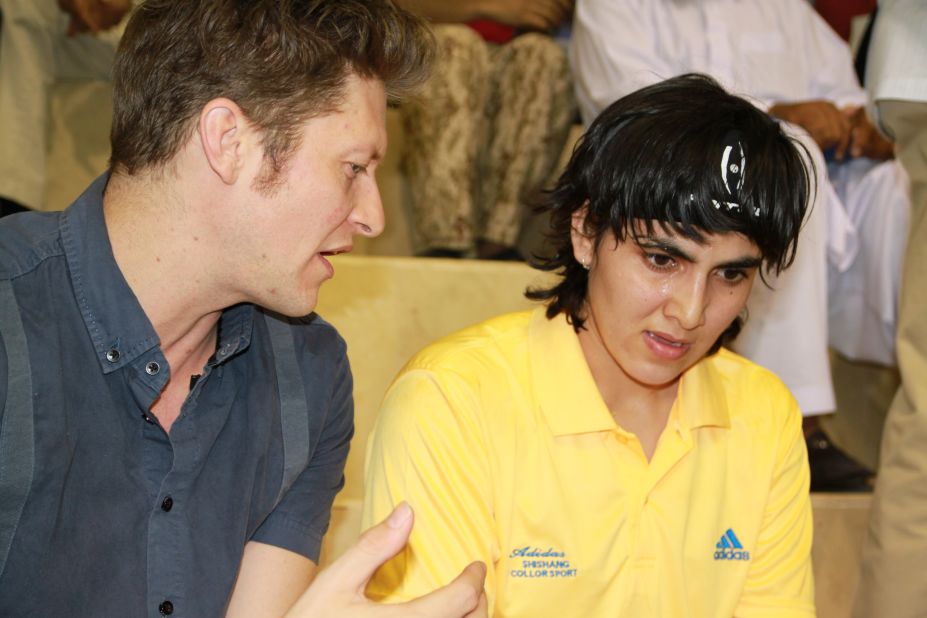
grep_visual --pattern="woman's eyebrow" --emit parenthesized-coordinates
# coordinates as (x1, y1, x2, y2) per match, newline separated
(718, 256, 763, 270)
(636, 236, 762, 270)
(635, 237, 693, 261)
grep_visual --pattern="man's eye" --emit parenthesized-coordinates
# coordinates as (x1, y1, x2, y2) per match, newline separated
(348, 163, 367, 177)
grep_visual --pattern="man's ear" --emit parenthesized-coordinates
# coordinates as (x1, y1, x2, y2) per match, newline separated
(571, 202, 595, 267)
(199, 98, 249, 185)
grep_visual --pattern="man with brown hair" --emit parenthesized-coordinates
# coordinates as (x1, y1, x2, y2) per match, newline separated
(0, 1, 485, 616)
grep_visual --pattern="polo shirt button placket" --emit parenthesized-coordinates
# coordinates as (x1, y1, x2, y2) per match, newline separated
(158, 600, 174, 615)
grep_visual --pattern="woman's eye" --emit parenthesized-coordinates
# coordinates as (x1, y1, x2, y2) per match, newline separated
(348, 163, 367, 177)
(646, 253, 676, 269)
(719, 268, 747, 283)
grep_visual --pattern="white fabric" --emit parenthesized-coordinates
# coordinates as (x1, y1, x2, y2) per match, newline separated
(570, 0, 911, 413)
(570, 0, 867, 126)
(867, 0, 927, 133)
(733, 125, 835, 415)
(0, 0, 124, 210)
(828, 158, 910, 365)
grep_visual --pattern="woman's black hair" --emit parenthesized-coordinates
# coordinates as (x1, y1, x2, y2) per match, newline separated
(527, 73, 814, 352)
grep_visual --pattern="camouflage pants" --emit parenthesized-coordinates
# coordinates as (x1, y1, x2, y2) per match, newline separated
(400, 25, 576, 252)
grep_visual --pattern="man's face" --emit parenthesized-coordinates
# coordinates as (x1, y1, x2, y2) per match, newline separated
(573, 218, 762, 391)
(233, 74, 387, 316)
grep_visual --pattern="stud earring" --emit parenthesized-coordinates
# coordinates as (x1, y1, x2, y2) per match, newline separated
(580, 257, 590, 270)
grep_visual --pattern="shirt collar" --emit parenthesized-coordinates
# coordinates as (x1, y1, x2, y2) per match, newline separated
(60, 174, 255, 375)
(61, 174, 160, 374)
(674, 350, 732, 431)
(529, 308, 616, 436)
(528, 307, 731, 436)
(214, 303, 255, 363)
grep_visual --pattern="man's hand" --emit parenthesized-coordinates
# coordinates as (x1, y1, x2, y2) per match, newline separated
(769, 100, 852, 159)
(484, 0, 573, 32)
(285, 503, 488, 618)
(57, 0, 131, 36)
(845, 106, 895, 161)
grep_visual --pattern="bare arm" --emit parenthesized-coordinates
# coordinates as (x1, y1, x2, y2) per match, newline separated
(225, 505, 487, 618)
(285, 504, 488, 618)
(395, 0, 572, 31)
(225, 542, 319, 618)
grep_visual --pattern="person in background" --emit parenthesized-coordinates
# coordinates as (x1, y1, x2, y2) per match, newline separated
(364, 74, 815, 617)
(853, 1, 927, 615)
(570, 0, 911, 490)
(813, 0, 876, 43)
(0, 0, 131, 217)
(395, 0, 575, 260)
(0, 1, 487, 615)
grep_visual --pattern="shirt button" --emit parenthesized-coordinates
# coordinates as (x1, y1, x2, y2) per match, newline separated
(161, 496, 174, 512)
(105, 348, 120, 362)
(159, 600, 174, 615)
(141, 413, 155, 425)
(146, 361, 161, 375)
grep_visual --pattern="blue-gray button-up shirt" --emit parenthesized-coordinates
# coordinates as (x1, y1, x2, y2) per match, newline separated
(0, 176, 353, 616)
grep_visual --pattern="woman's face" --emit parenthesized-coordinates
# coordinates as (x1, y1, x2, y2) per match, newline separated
(572, 214, 762, 391)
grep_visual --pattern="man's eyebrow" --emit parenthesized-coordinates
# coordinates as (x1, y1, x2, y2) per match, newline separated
(341, 145, 384, 162)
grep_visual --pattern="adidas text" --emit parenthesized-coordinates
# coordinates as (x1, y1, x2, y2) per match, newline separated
(713, 549, 750, 561)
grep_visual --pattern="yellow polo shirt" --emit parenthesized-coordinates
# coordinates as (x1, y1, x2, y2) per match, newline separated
(363, 308, 814, 617)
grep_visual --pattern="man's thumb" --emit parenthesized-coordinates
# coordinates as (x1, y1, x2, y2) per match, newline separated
(322, 502, 414, 592)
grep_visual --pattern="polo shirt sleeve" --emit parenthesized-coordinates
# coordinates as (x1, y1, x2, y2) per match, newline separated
(362, 366, 497, 608)
(251, 333, 354, 564)
(735, 382, 815, 617)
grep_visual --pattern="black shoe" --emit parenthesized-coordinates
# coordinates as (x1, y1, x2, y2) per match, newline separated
(418, 247, 465, 259)
(0, 197, 30, 218)
(806, 430, 874, 492)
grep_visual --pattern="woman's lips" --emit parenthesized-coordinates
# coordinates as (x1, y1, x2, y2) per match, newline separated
(643, 330, 691, 360)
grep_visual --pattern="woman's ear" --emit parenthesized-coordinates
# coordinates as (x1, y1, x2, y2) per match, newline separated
(570, 202, 594, 268)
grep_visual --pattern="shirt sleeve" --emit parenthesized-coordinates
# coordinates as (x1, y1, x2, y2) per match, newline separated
(251, 330, 354, 564)
(735, 384, 815, 617)
(362, 367, 498, 609)
(0, 330, 7, 424)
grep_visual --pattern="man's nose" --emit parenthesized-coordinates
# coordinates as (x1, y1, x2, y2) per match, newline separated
(350, 183, 385, 238)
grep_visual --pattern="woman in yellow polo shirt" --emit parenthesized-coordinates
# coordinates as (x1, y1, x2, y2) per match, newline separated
(363, 74, 816, 617)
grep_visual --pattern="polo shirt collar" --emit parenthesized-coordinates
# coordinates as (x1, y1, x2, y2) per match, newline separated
(529, 308, 616, 436)
(528, 307, 731, 436)
(60, 174, 255, 375)
(674, 352, 732, 430)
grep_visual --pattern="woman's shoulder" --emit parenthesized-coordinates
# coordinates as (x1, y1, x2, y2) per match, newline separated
(705, 347, 801, 425)
(403, 309, 536, 376)
(711, 347, 793, 394)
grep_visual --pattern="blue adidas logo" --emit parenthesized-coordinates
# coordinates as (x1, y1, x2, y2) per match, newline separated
(713, 528, 750, 561)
